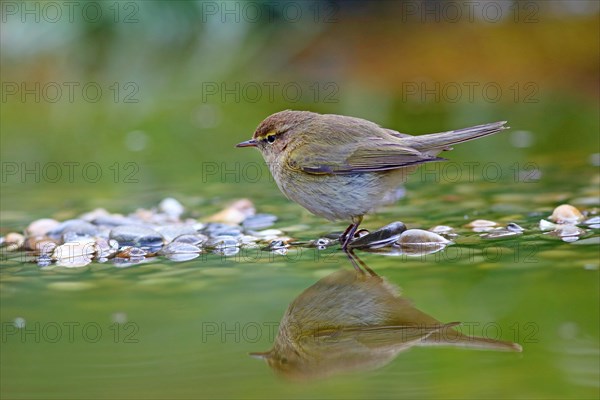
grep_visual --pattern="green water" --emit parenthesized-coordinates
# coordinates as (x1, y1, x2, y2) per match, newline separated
(1, 2, 599, 398)
(1, 158, 599, 399)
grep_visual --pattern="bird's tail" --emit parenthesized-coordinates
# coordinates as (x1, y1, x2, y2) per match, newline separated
(400, 121, 509, 152)
(422, 327, 523, 352)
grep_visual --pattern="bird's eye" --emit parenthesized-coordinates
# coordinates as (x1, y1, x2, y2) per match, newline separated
(266, 135, 276, 144)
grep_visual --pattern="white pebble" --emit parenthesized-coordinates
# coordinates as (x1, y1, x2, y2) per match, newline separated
(549, 204, 584, 224)
(398, 229, 451, 245)
(539, 219, 557, 231)
(26, 218, 60, 236)
(159, 198, 185, 219)
(52, 239, 96, 261)
(429, 225, 454, 234)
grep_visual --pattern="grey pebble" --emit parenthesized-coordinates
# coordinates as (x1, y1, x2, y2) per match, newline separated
(172, 233, 208, 246)
(94, 238, 119, 259)
(213, 246, 240, 256)
(205, 236, 239, 249)
(26, 218, 60, 236)
(201, 223, 243, 237)
(47, 219, 99, 241)
(91, 215, 137, 227)
(429, 225, 455, 234)
(583, 216, 600, 228)
(159, 198, 185, 220)
(156, 225, 198, 243)
(349, 222, 407, 249)
(158, 242, 201, 255)
(398, 229, 452, 245)
(109, 225, 164, 250)
(242, 214, 277, 230)
(116, 246, 147, 258)
(507, 222, 525, 232)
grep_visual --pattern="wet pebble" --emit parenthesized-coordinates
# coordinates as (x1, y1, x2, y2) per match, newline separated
(308, 237, 335, 249)
(52, 238, 96, 268)
(26, 218, 60, 236)
(55, 256, 92, 268)
(47, 219, 99, 241)
(429, 225, 455, 234)
(549, 204, 584, 224)
(52, 238, 96, 260)
(323, 232, 344, 240)
(159, 197, 185, 220)
(79, 208, 111, 221)
(547, 225, 587, 240)
(242, 214, 277, 230)
(3, 232, 25, 251)
(156, 225, 198, 242)
(205, 236, 239, 249)
(398, 229, 452, 245)
(116, 246, 147, 258)
(213, 247, 240, 256)
(201, 223, 243, 237)
(250, 229, 286, 242)
(91, 215, 136, 227)
(206, 199, 255, 224)
(466, 219, 499, 232)
(582, 216, 600, 229)
(172, 233, 208, 246)
(349, 222, 406, 249)
(158, 242, 201, 255)
(109, 225, 164, 250)
(94, 238, 119, 259)
(24, 236, 58, 254)
(251, 228, 284, 237)
(506, 222, 525, 232)
(539, 219, 557, 231)
(261, 239, 290, 252)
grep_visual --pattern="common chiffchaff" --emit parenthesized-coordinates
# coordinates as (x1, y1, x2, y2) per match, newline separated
(250, 264, 521, 380)
(237, 110, 507, 249)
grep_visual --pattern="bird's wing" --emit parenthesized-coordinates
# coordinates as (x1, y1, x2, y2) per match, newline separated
(309, 323, 459, 349)
(286, 140, 444, 175)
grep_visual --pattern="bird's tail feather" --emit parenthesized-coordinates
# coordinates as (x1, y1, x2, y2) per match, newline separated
(422, 328, 523, 352)
(401, 121, 509, 152)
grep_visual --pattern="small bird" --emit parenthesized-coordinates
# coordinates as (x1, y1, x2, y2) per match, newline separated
(250, 266, 522, 380)
(237, 110, 507, 250)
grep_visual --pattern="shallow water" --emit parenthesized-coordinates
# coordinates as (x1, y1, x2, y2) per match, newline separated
(1, 157, 598, 399)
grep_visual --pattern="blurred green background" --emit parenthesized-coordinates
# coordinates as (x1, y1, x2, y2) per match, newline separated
(1, 1, 599, 399)
(1, 0, 598, 218)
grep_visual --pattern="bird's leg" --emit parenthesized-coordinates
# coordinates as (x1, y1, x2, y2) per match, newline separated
(345, 249, 379, 277)
(340, 215, 363, 252)
(339, 224, 354, 243)
(345, 249, 364, 273)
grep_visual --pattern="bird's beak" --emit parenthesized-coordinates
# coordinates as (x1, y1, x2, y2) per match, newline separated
(236, 139, 258, 148)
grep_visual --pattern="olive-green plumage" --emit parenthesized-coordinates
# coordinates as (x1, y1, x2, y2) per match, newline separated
(250, 268, 521, 380)
(237, 110, 508, 249)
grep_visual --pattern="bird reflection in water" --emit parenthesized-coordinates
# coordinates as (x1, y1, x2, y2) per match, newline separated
(250, 252, 522, 380)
